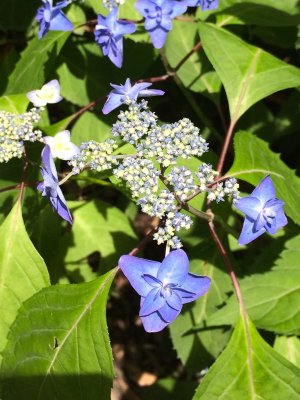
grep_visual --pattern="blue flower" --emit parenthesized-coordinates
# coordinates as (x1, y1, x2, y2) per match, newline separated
(119, 249, 211, 332)
(135, 0, 187, 49)
(182, 0, 219, 10)
(94, 8, 136, 68)
(36, 0, 73, 39)
(37, 145, 73, 224)
(234, 176, 287, 245)
(102, 78, 164, 114)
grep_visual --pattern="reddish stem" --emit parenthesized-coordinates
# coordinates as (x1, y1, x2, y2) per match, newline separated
(216, 119, 237, 175)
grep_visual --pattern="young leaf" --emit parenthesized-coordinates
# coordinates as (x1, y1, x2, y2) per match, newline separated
(198, 22, 300, 122)
(228, 130, 300, 225)
(0, 270, 115, 400)
(193, 315, 300, 399)
(207, 234, 300, 335)
(0, 202, 50, 365)
(6, 31, 71, 95)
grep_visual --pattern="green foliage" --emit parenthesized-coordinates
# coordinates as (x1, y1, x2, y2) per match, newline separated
(6, 31, 71, 94)
(0, 95, 29, 114)
(207, 234, 300, 335)
(274, 336, 300, 369)
(0, 202, 50, 365)
(165, 20, 221, 105)
(193, 314, 300, 400)
(229, 131, 300, 225)
(56, 200, 137, 282)
(0, 270, 115, 400)
(199, 22, 300, 121)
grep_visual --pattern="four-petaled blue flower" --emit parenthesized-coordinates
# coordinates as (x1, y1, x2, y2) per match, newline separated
(102, 78, 164, 114)
(37, 145, 73, 224)
(119, 249, 211, 332)
(36, 0, 73, 39)
(182, 0, 219, 10)
(135, 0, 187, 49)
(94, 8, 136, 68)
(234, 176, 287, 245)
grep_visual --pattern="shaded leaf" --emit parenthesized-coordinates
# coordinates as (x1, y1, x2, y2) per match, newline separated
(165, 20, 221, 105)
(0, 270, 115, 400)
(6, 31, 71, 95)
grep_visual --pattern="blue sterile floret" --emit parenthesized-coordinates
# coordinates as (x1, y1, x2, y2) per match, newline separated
(94, 8, 136, 68)
(119, 249, 211, 332)
(37, 145, 73, 224)
(135, 0, 187, 48)
(234, 176, 287, 245)
(36, 0, 73, 39)
(103, 78, 164, 114)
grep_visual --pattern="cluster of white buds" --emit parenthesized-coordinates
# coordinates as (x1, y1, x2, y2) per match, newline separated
(112, 101, 157, 144)
(114, 156, 160, 198)
(68, 139, 118, 174)
(0, 108, 42, 163)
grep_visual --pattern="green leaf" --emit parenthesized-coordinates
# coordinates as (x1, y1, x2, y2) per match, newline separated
(274, 336, 300, 369)
(207, 234, 300, 335)
(57, 36, 156, 106)
(193, 315, 300, 400)
(6, 31, 71, 95)
(0, 94, 29, 114)
(0, 202, 50, 365)
(228, 130, 300, 225)
(0, 270, 115, 400)
(198, 22, 300, 121)
(165, 20, 221, 105)
(217, 2, 300, 27)
(71, 111, 113, 145)
(56, 200, 137, 282)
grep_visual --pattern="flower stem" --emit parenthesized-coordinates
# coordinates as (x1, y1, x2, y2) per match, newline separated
(59, 171, 74, 186)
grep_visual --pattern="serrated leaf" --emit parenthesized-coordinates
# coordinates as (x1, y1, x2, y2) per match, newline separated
(207, 234, 300, 335)
(0, 202, 50, 365)
(228, 130, 300, 225)
(274, 336, 300, 369)
(193, 314, 300, 399)
(165, 20, 221, 104)
(199, 22, 300, 121)
(6, 31, 71, 95)
(0, 270, 115, 400)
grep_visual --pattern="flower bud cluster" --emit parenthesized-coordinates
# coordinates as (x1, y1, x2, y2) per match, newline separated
(0, 108, 42, 163)
(103, 0, 125, 9)
(166, 166, 197, 201)
(112, 101, 157, 144)
(207, 177, 240, 203)
(114, 156, 160, 198)
(139, 118, 209, 167)
(137, 190, 176, 218)
(68, 139, 118, 174)
(153, 211, 192, 249)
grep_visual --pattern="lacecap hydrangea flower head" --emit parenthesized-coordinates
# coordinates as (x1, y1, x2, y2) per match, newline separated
(119, 249, 211, 332)
(234, 176, 287, 245)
